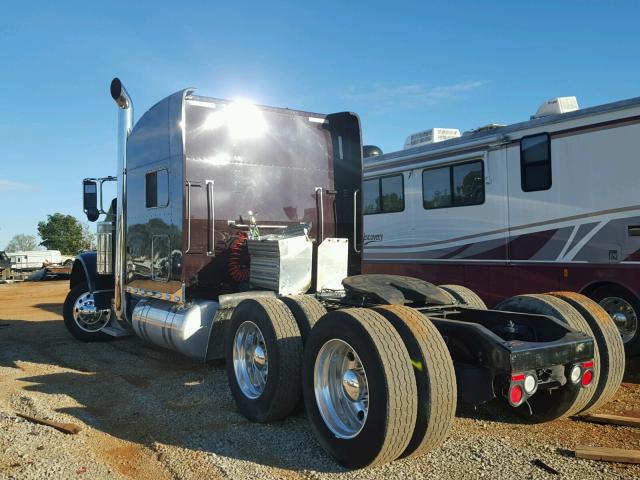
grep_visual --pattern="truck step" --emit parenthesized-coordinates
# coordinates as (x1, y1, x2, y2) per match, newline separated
(102, 325, 132, 338)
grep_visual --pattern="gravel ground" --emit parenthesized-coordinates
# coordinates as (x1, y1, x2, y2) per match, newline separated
(0, 281, 638, 480)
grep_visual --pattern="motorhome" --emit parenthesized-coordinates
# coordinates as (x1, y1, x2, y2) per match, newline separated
(9, 249, 62, 271)
(363, 95, 640, 355)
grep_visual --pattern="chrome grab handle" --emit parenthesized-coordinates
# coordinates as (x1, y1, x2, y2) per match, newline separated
(185, 181, 192, 253)
(315, 187, 324, 243)
(206, 180, 214, 256)
(227, 220, 287, 230)
(353, 189, 361, 253)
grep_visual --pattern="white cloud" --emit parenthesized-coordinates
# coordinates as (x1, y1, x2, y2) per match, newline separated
(344, 80, 487, 107)
(0, 179, 32, 191)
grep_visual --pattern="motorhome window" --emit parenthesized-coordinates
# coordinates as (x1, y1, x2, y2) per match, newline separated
(520, 133, 551, 191)
(453, 161, 484, 206)
(380, 175, 404, 212)
(422, 166, 452, 209)
(363, 175, 404, 214)
(423, 160, 484, 209)
(145, 169, 169, 208)
(363, 179, 380, 214)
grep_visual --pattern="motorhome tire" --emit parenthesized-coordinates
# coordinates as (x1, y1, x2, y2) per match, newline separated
(62, 282, 113, 342)
(225, 297, 303, 422)
(302, 308, 417, 468)
(495, 294, 598, 421)
(589, 285, 640, 356)
(549, 291, 625, 415)
(280, 295, 327, 343)
(438, 284, 487, 309)
(372, 305, 456, 459)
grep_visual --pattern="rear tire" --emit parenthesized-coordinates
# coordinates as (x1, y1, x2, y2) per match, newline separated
(495, 294, 597, 422)
(303, 308, 417, 468)
(225, 297, 303, 422)
(63, 282, 112, 342)
(280, 295, 327, 343)
(438, 284, 487, 309)
(589, 285, 640, 356)
(549, 291, 625, 415)
(372, 305, 456, 459)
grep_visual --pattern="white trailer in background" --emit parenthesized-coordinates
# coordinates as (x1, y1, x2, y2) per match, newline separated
(8, 250, 62, 271)
(363, 95, 640, 355)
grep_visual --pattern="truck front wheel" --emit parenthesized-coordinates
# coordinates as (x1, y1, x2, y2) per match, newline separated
(62, 282, 112, 342)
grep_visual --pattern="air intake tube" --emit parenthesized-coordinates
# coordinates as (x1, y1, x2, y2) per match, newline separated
(110, 78, 133, 323)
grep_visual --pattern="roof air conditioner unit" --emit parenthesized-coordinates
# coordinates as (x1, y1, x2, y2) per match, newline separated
(532, 96, 579, 119)
(404, 128, 461, 149)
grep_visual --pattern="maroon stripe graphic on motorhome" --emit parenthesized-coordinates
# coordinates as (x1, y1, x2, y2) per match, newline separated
(365, 217, 640, 263)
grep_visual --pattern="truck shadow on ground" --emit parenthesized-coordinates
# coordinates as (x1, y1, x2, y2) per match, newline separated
(33, 303, 64, 315)
(0, 317, 345, 473)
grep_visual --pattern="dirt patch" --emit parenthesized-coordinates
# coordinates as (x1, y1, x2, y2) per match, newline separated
(0, 280, 638, 480)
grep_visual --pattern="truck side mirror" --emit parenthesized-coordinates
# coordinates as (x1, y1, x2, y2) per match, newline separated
(83, 180, 100, 222)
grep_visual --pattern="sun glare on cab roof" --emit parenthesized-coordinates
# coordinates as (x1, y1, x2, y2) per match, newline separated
(202, 99, 267, 140)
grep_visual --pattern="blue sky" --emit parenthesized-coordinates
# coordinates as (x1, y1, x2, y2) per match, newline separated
(1, 1, 639, 249)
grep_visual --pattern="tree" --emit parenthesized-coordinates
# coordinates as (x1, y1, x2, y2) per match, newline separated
(5, 234, 38, 252)
(37, 213, 91, 255)
(82, 223, 96, 250)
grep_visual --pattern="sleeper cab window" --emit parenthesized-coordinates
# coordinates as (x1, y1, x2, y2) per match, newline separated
(363, 174, 404, 214)
(423, 160, 484, 209)
(520, 133, 551, 192)
(145, 169, 169, 208)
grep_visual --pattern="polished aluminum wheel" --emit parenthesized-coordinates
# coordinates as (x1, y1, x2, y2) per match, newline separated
(599, 296, 638, 344)
(233, 321, 268, 399)
(314, 339, 369, 439)
(73, 291, 111, 332)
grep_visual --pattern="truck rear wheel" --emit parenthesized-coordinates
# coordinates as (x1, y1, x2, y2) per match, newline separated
(372, 305, 456, 459)
(548, 291, 625, 415)
(225, 297, 303, 422)
(280, 295, 327, 343)
(303, 308, 417, 468)
(495, 294, 597, 422)
(589, 285, 640, 356)
(62, 282, 113, 342)
(438, 284, 487, 309)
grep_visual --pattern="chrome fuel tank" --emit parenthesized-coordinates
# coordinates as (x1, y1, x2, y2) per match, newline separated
(132, 299, 218, 359)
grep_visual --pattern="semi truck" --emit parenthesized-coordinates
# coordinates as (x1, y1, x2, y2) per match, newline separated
(362, 95, 640, 356)
(63, 79, 624, 469)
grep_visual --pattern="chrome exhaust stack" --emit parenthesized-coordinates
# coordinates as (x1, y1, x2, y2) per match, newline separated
(110, 78, 133, 323)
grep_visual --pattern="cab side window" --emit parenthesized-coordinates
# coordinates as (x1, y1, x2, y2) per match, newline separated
(145, 169, 169, 208)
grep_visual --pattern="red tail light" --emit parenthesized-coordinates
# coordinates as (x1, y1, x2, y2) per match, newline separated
(581, 369, 594, 387)
(509, 384, 524, 406)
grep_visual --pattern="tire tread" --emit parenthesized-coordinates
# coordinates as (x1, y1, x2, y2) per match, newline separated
(549, 291, 625, 414)
(374, 305, 456, 458)
(439, 284, 487, 309)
